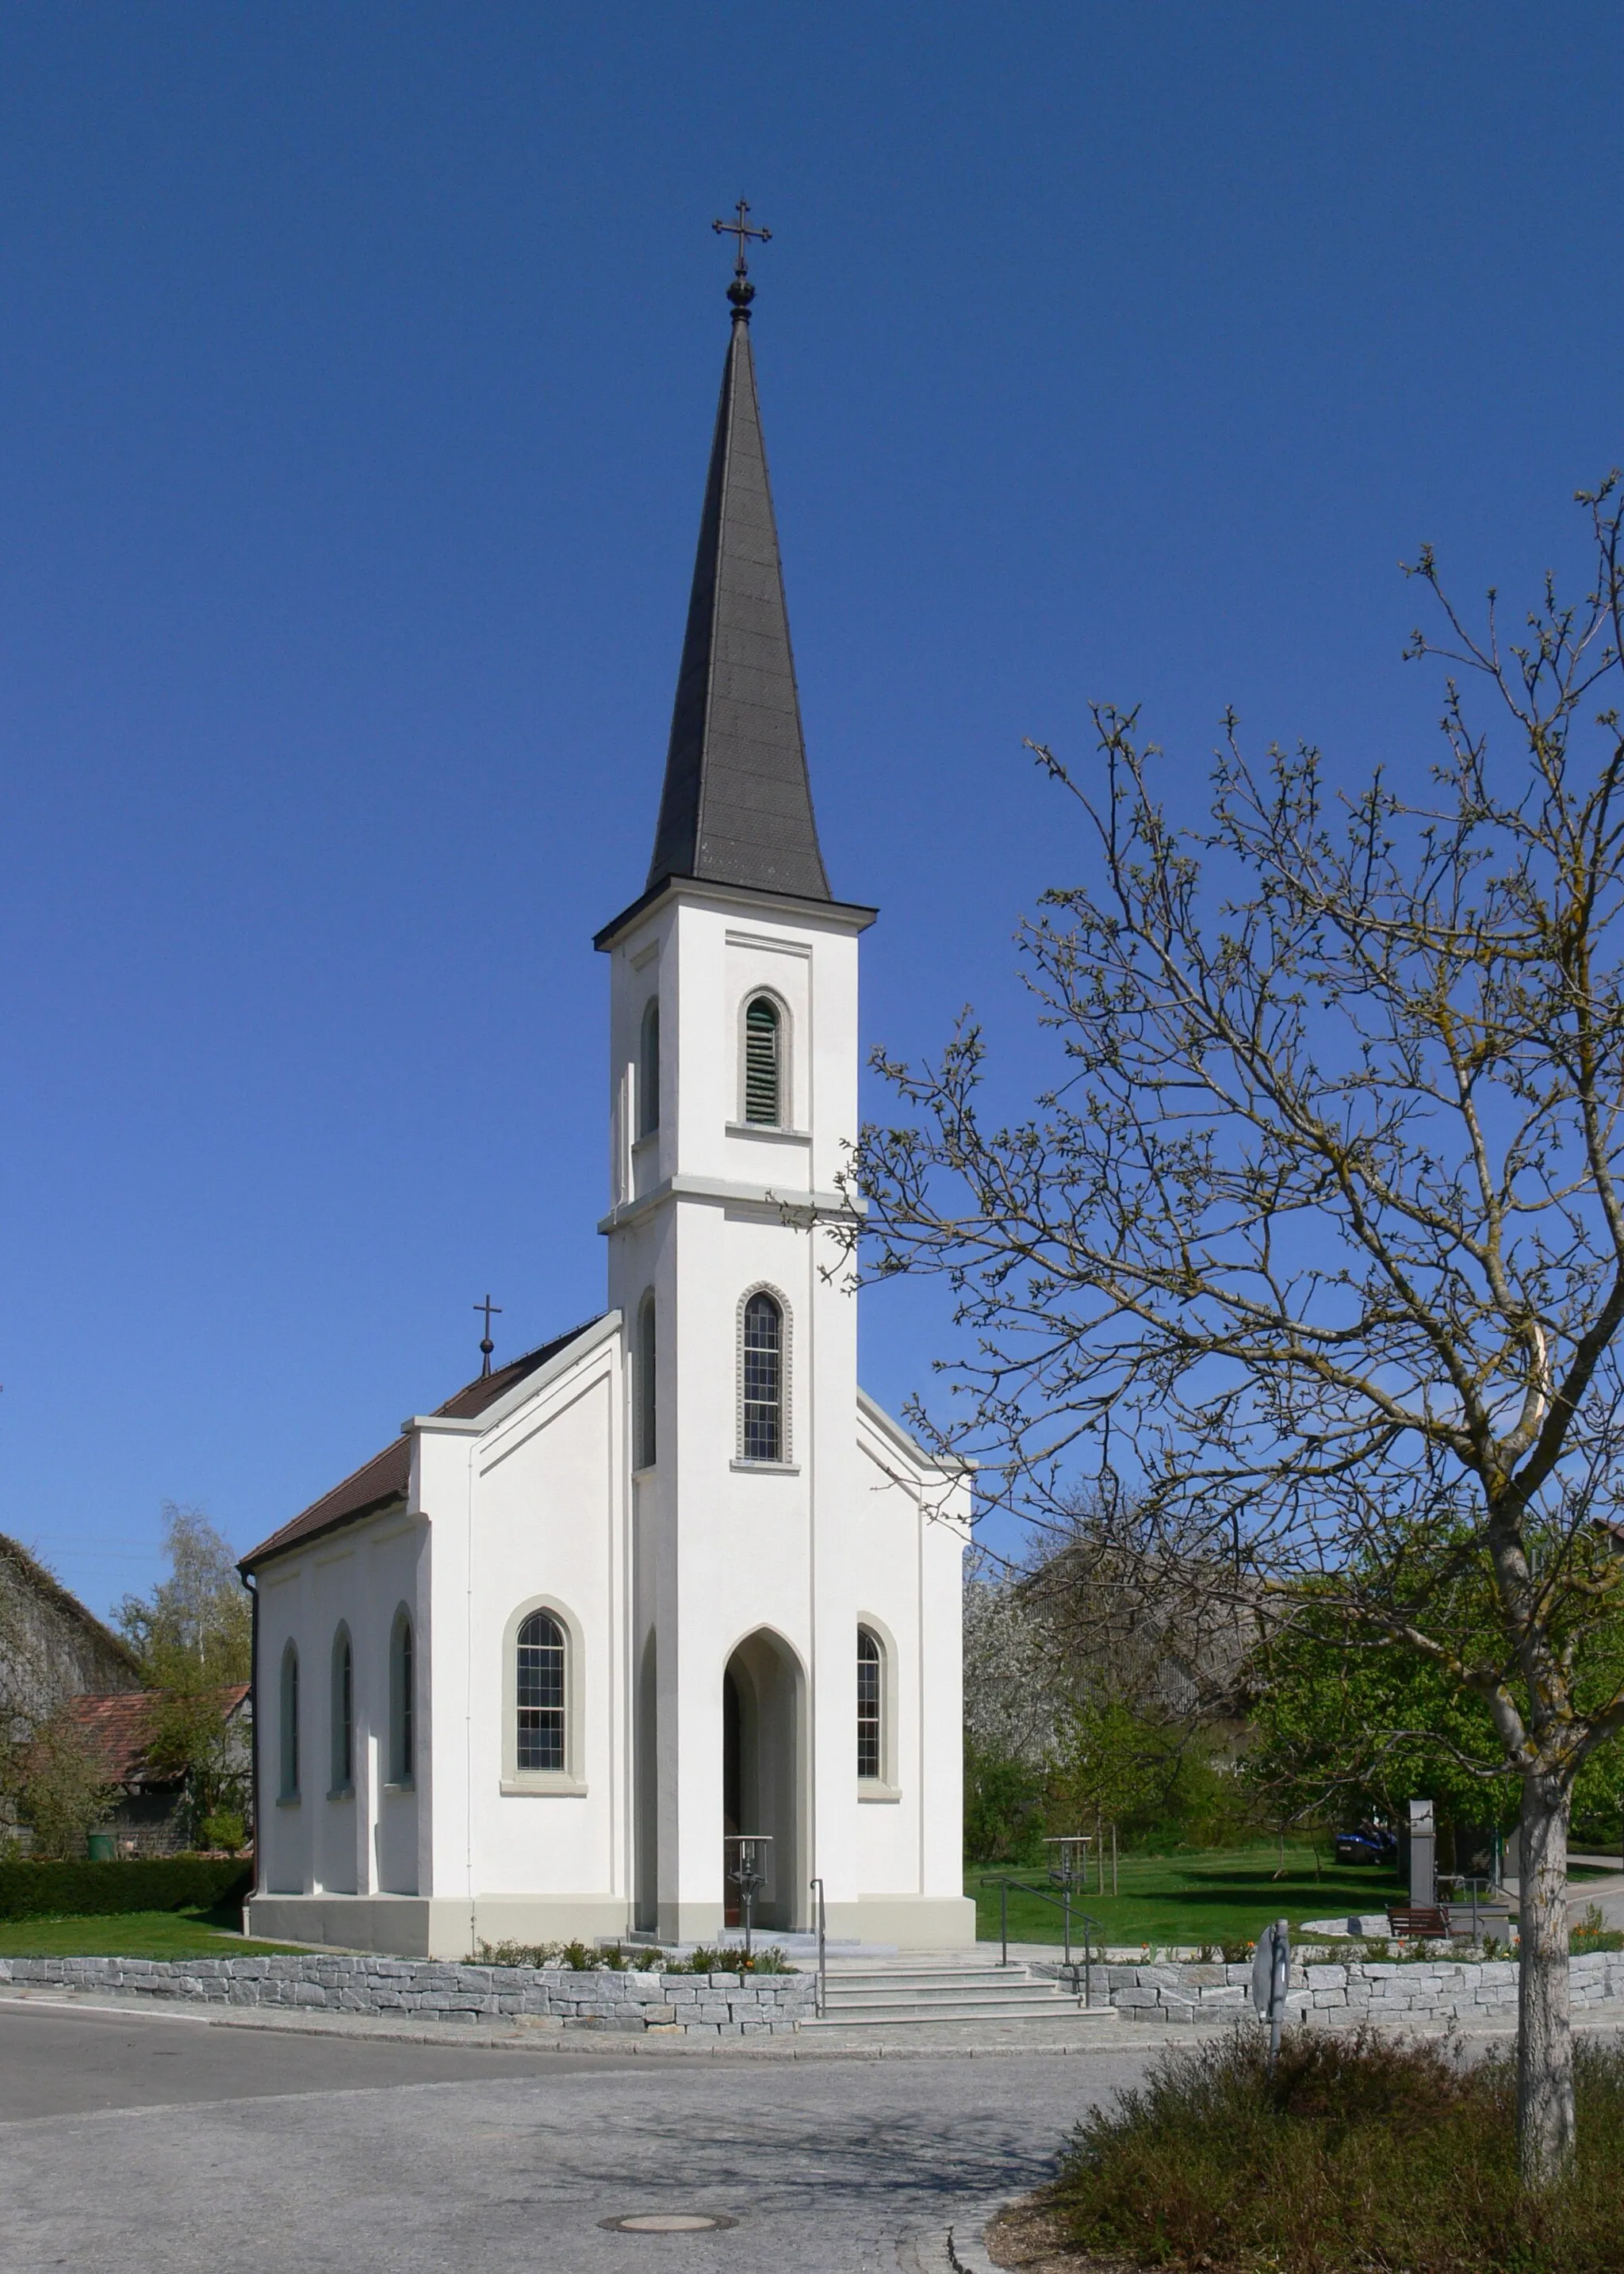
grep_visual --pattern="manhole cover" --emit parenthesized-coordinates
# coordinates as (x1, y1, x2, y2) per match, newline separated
(599, 2213, 738, 2234)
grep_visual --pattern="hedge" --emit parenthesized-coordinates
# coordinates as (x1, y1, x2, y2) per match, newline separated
(0, 1857, 253, 1921)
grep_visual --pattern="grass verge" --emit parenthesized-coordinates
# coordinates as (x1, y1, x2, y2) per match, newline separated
(1049, 2028, 1624, 2273)
(969, 1843, 1403, 1947)
(0, 1905, 304, 1959)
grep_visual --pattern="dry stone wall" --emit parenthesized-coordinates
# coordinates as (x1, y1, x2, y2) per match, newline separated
(10, 1948, 1624, 2037)
(1071, 1950, 1624, 2027)
(0, 1952, 815, 2035)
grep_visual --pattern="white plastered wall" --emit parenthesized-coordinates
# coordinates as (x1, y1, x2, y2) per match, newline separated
(252, 1517, 427, 1908)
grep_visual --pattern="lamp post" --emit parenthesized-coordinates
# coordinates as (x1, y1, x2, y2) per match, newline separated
(724, 1834, 772, 1962)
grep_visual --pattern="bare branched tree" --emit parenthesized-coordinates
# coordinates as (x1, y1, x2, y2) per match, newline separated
(846, 478, 1624, 2184)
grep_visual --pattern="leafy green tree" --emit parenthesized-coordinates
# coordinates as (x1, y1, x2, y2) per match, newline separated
(845, 481, 1624, 2182)
(117, 1504, 251, 1686)
(15, 1706, 115, 1858)
(117, 1505, 251, 1840)
(963, 1737, 1047, 1864)
(1048, 1694, 1248, 1854)
(1048, 1694, 1153, 1834)
(1251, 1571, 1624, 1854)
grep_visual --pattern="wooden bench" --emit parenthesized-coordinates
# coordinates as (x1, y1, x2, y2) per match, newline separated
(1386, 1905, 1451, 1940)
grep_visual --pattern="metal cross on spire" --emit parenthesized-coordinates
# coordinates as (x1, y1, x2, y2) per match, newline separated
(473, 1293, 503, 1378)
(712, 198, 771, 319)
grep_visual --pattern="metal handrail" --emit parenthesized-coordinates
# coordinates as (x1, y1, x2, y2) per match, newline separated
(1436, 1874, 1506, 1939)
(991, 1875, 1103, 2009)
(808, 1877, 827, 2016)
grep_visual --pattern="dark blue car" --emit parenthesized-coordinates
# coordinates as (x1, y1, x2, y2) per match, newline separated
(1335, 1824, 1398, 1866)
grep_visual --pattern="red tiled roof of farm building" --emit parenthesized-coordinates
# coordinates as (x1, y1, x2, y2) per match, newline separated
(65, 1684, 250, 1787)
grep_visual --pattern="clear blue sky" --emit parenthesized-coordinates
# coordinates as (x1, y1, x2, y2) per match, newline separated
(2, 3, 1620, 1613)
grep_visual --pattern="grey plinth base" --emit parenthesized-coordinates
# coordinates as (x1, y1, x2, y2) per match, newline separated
(247, 1894, 633, 1958)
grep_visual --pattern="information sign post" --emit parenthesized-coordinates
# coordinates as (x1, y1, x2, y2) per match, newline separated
(1250, 1916, 1291, 2076)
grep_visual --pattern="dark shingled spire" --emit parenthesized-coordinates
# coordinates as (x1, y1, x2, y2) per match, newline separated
(645, 300, 832, 902)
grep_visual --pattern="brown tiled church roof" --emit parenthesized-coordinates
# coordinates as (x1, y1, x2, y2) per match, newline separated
(240, 1320, 603, 1573)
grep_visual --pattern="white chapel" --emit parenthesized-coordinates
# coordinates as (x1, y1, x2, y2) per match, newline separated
(243, 252, 975, 1959)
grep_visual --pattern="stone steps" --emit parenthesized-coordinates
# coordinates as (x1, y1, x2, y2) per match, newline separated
(806, 1959, 1111, 2032)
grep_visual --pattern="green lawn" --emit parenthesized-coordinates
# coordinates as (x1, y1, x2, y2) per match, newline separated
(969, 1843, 1405, 1949)
(0, 1906, 305, 1959)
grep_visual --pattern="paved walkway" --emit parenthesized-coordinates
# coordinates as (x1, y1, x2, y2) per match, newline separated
(6, 1975, 1623, 2273)
(1562, 1865, 1624, 1932)
(0, 1996, 1153, 2273)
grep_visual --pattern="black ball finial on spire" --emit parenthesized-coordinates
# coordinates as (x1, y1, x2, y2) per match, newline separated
(473, 1292, 503, 1380)
(713, 199, 771, 321)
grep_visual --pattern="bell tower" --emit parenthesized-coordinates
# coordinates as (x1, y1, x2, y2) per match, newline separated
(594, 220, 876, 1939)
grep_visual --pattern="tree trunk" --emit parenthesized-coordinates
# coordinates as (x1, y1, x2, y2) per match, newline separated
(1516, 1772, 1574, 2186)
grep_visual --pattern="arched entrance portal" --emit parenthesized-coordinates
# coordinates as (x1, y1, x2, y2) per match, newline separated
(721, 1630, 804, 1931)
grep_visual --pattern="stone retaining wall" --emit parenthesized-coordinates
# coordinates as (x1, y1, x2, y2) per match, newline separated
(1068, 1950, 1624, 2027)
(10, 1948, 1624, 2038)
(0, 1953, 815, 2036)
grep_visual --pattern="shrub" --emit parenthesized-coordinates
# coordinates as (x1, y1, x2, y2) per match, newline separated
(199, 1811, 246, 1855)
(472, 1937, 795, 1974)
(0, 1856, 252, 1921)
(474, 1939, 603, 1970)
(677, 1943, 794, 1974)
(1051, 2027, 1624, 2273)
(477, 1939, 559, 1968)
(1571, 1902, 1624, 1954)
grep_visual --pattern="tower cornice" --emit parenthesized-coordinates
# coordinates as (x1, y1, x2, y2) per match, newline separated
(593, 871, 876, 955)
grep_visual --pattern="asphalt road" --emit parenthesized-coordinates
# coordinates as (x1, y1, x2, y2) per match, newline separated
(0, 2000, 1155, 2273)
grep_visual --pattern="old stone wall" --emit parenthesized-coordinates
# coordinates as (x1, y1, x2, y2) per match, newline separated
(0, 1536, 140, 1730)
(0, 1952, 815, 2035)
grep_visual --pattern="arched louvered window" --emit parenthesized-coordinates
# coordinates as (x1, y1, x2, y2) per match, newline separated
(516, 1610, 566, 1772)
(741, 1290, 785, 1463)
(857, 1629, 883, 1779)
(743, 995, 783, 1126)
(279, 1641, 300, 1801)
(330, 1625, 354, 1795)
(638, 998, 661, 1139)
(389, 1610, 415, 1786)
(637, 1292, 657, 1469)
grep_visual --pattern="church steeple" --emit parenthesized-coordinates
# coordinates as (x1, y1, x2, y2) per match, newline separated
(644, 224, 832, 904)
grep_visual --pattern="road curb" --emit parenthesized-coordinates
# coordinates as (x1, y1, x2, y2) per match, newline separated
(898, 2197, 1013, 2272)
(6, 1983, 1622, 2061)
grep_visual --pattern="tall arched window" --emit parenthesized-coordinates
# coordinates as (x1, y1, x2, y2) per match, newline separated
(741, 1290, 785, 1462)
(389, 1610, 415, 1786)
(330, 1625, 354, 1796)
(743, 995, 783, 1126)
(516, 1610, 566, 1772)
(278, 1641, 300, 1801)
(857, 1628, 883, 1780)
(638, 998, 661, 1139)
(637, 1292, 657, 1469)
